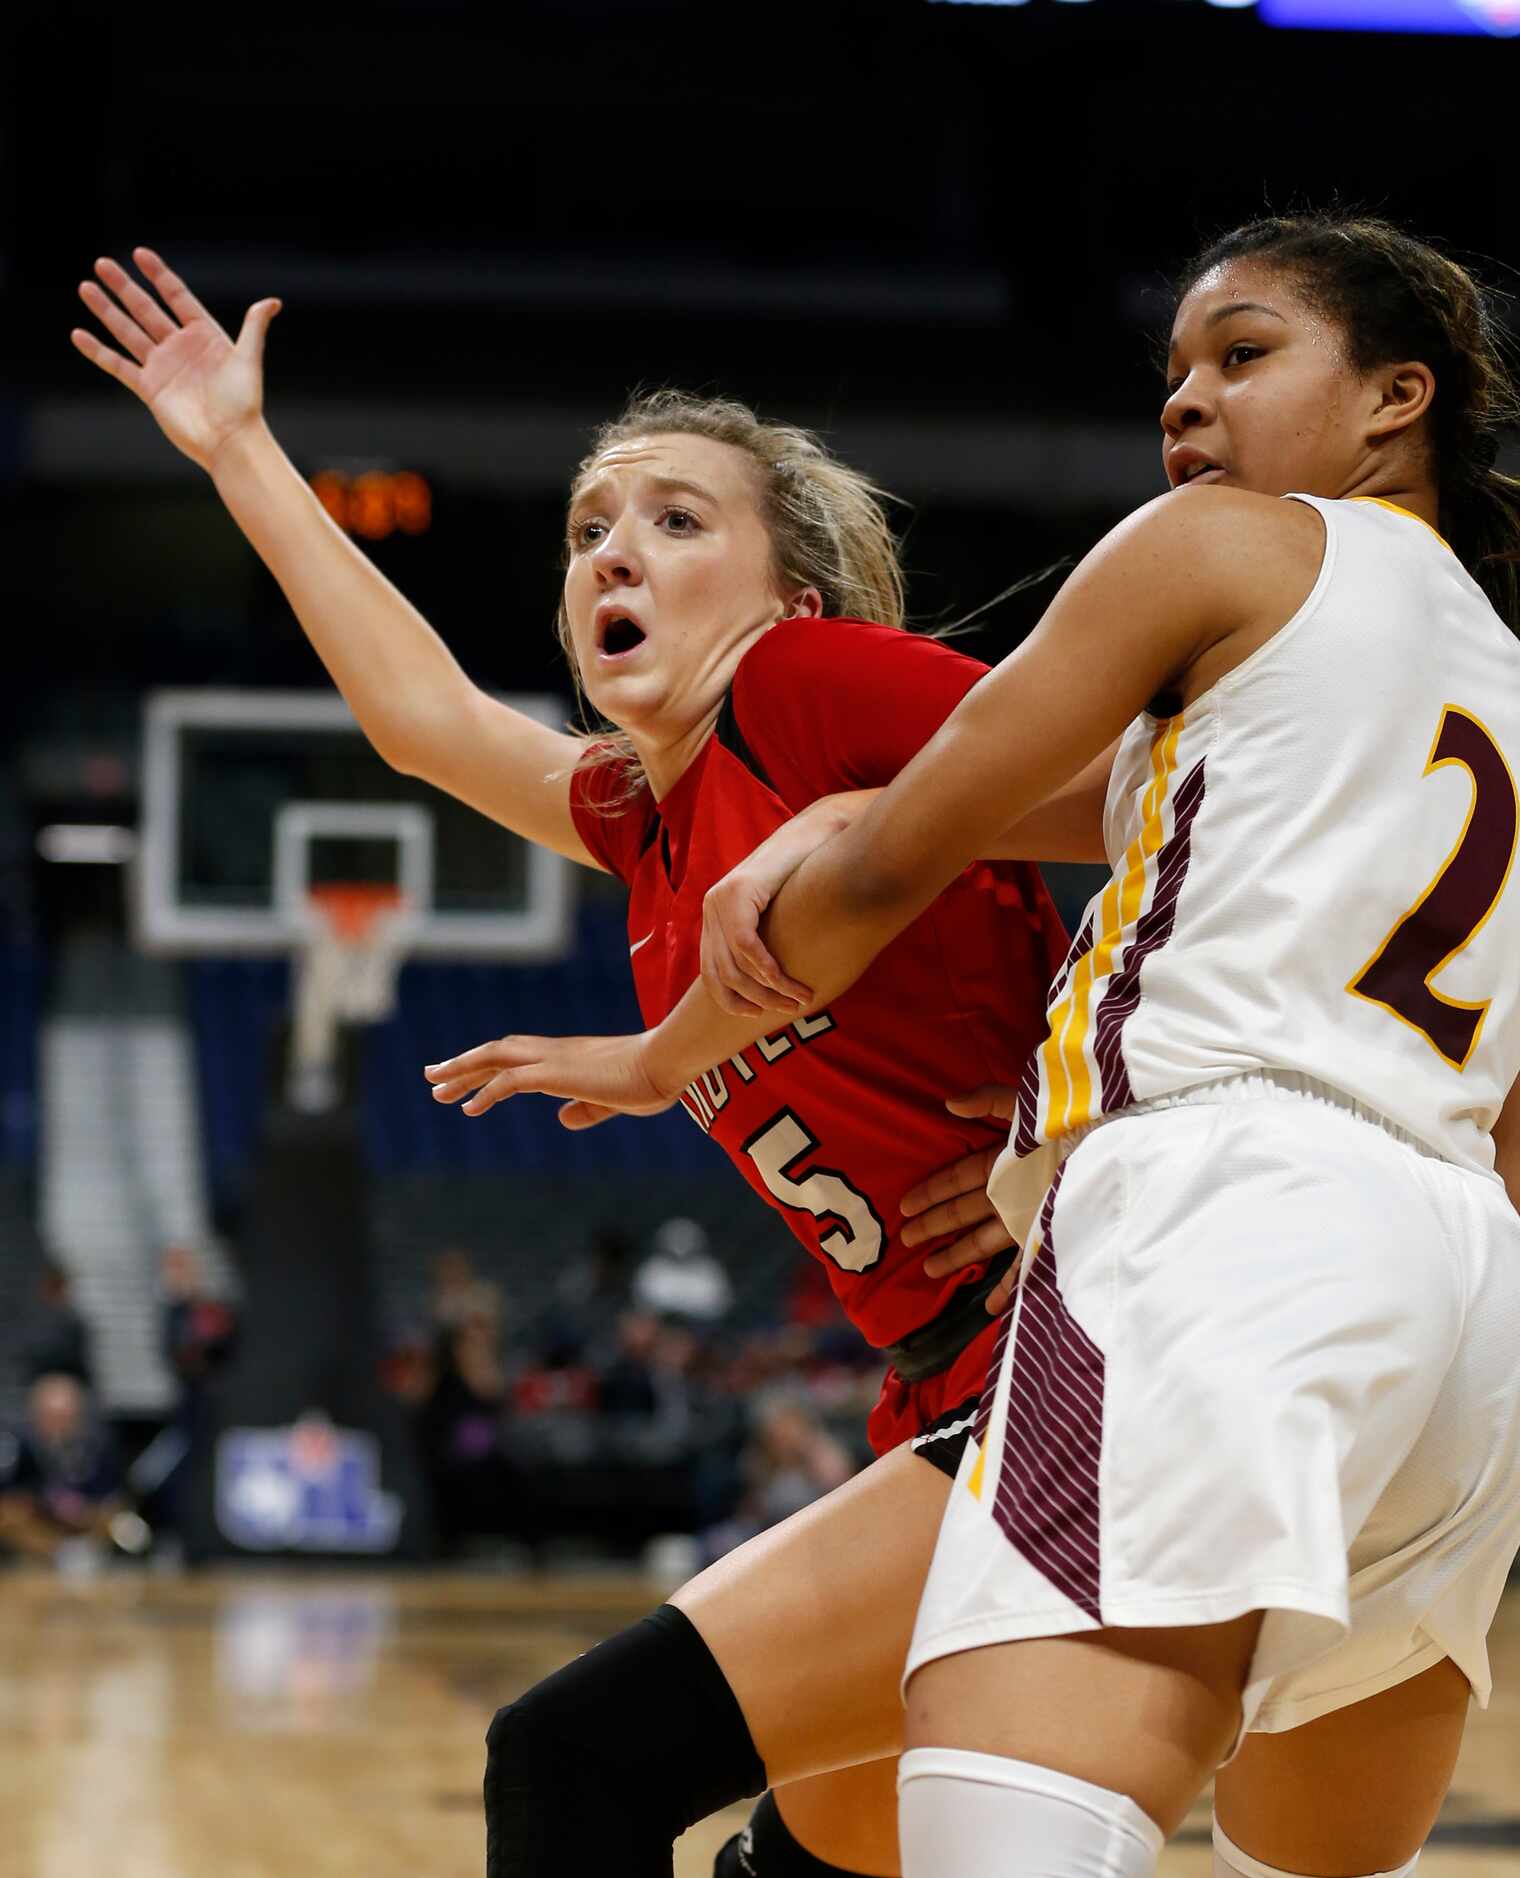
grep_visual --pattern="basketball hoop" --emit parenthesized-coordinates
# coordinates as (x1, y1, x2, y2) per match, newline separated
(289, 883, 413, 1113)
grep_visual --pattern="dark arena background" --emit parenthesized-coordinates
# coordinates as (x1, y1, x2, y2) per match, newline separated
(1, 2, 1518, 1872)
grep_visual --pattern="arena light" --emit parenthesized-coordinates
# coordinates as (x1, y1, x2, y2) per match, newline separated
(37, 825, 137, 865)
(311, 469, 433, 541)
(1261, 0, 1520, 31)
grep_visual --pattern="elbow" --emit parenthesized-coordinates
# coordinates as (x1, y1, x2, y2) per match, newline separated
(376, 737, 425, 780)
(368, 710, 456, 782)
(834, 849, 922, 928)
(364, 678, 481, 783)
(362, 730, 420, 778)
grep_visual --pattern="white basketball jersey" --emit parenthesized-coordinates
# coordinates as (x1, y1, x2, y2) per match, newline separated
(992, 495, 1520, 1247)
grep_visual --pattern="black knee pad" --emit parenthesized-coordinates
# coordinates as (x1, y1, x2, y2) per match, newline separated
(714, 1791, 878, 1878)
(485, 1604, 766, 1878)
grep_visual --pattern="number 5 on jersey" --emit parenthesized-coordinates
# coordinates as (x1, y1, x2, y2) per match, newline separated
(744, 1109, 885, 1273)
(1348, 704, 1518, 1069)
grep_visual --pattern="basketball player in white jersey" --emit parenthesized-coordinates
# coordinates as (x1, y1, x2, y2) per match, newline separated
(427, 212, 1520, 1878)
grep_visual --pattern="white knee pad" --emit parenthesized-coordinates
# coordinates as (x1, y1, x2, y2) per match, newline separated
(1213, 1818, 1421, 1878)
(899, 1748, 1163, 1878)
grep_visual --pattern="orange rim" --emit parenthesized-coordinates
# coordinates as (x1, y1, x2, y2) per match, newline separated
(306, 883, 406, 944)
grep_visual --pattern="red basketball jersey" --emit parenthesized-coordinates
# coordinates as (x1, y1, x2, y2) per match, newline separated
(570, 618, 1067, 1355)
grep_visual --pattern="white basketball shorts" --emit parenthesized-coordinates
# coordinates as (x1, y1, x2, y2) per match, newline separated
(905, 1071, 1520, 1737)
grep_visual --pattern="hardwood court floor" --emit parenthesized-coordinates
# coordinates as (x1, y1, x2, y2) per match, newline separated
(0, 1567, 1516, 1877)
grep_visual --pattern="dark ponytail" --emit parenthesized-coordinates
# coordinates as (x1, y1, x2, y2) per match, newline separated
(1176, 213, 1520, 634)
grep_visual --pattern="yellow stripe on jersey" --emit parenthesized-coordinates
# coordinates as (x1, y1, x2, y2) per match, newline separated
(1352, 496, 1454, 555)
(966, 1439, 987, 1502)
(1040, 717, 1184, 1138)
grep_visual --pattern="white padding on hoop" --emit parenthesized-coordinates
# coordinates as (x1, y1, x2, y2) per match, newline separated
(293, 905, 409, 1062)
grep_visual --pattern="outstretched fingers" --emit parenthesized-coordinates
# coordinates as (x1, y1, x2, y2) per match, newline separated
(424, 1036, 549, 1113)
(426, 1069, 528, 1114)
(69, 323, 143, 392)
(425, 1072, 490, 1105)
(95, 256, 179, 343)
(460, 1071, 523, 1117)
(133, 246, 214, 326)
(426, 1044, 501, 1103)
(77, 278, 154, 366)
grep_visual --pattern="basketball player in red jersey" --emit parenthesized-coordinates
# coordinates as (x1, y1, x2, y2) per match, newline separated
(565, 610, 1067, 1458)
(70, 250, 1099, 1878)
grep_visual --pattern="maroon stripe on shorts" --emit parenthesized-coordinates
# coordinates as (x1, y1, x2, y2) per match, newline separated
(1094, 758, 1206, 1116)
(988, 1165, 1105, 1622)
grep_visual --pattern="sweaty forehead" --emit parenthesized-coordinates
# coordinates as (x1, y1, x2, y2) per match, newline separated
(572, 432, 756, 504)
(1168, 261, 1299, 352)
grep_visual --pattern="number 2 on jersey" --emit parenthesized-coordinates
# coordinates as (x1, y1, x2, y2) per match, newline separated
(1347, 705, 1518, 1069)
(743, 1109, 885, 1273)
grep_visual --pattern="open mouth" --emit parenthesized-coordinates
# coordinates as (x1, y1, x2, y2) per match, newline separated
(1177, 461, 1225, 488)
(599, 615, 647, 657)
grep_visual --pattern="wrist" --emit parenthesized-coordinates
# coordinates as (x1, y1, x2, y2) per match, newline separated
(207, 416, 278, 488)
(640, 1024, 693, 1104)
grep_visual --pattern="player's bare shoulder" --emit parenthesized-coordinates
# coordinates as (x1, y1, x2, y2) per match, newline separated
(1123, 482, 1323, 592)
(1128, 485, 1327, 705)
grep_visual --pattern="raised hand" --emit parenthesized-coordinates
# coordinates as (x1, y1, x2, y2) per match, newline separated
(423, 1032, 680, 1126)
(70, 248, 280, 473)
(900, 1084, 1021, 1311)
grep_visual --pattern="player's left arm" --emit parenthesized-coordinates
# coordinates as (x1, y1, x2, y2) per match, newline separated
(424, 490, 1300, 1119)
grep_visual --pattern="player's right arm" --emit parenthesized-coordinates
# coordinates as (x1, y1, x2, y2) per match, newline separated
(70, 249, 601, 870)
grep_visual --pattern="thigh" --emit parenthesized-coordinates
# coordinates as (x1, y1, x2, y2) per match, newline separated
(673, 1444, 951, 1783)
(774, 1760, 902, 1878)
(1215, 1657, 1470, 1876)
(904, 1617, 1262, 1839)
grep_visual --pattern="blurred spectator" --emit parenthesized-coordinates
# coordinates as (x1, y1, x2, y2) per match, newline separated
(151, 1245, 240, 1550)
(0, 1374, 135, 1567)
(161, 1245, 240, 1390)
(20, 1261, 93, 1388)
(418, 1284, 512, 1550)
(429, 1246, 505, 1337)
(377, 1323, 437, 1406)
(607, 1315, 698, 1467)
(632, 1217, 733, 1325)
(597, 1308, 661, 1424)
(701, 1390, 853, 1564)
(539, 1223, 633, 1366)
